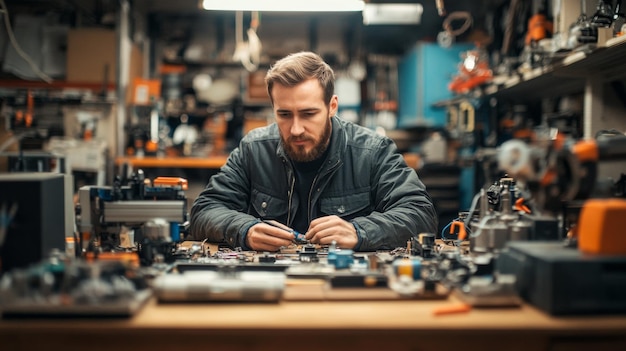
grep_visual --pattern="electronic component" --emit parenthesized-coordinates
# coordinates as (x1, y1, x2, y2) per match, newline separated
(153, 271, 285, 302)
(393, 257, 422, 280)
(453, 275, 523, 307)
(410, 233, 436, 258)
(258, 252, 277, 263)
(76, 170, 188, 265)
(0, 255, 150, 318)
(298, 244, 319, 263)
(329, 272, 388, 288)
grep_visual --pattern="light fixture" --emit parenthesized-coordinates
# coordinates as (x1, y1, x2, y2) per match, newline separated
(201, 0, 365, 12)
(362, 3, 423, 25)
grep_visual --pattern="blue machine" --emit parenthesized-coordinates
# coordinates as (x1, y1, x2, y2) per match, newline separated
(397, 42, 473, 128)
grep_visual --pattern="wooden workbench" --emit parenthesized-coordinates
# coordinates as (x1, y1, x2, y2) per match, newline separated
(115, 153, 421, 171)
(115, 155, 229, 169)
(1, 297, 625, 351)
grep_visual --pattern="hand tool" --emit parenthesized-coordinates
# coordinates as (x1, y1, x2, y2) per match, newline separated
(263, 220, 307, 243)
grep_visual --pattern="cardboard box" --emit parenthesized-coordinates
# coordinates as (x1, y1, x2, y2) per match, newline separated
(247, 70, 270, 102)
(132, 78, 161, 105)
(66, 28, 142, 87)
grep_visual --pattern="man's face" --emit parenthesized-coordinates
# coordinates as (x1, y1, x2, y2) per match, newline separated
(272, 78, 338, 162)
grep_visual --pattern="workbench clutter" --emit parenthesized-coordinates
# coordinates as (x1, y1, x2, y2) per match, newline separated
(0, 158, 625, 325)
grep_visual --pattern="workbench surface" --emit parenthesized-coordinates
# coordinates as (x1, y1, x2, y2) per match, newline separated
(1, 296, 625, 351)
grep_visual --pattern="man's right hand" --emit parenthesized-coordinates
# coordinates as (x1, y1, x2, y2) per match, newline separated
(246, 222, 295, 251)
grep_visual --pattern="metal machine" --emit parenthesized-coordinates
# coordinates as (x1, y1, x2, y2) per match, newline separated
(452, 130, 626, 253)
(76, 170, 188, 266)
(489, 131, 626, 315)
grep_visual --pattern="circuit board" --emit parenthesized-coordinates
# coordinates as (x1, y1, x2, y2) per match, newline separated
(0, 290, 152, 318)
(0, 255, 152, 318)
(152, 240, 462, 303)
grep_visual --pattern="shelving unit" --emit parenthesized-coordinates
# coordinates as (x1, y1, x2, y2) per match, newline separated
(0, 79, 118, 106)
(485, 35, 626, 102)
(557, 35, 626, 79)
(479, 35, 626, 141)
(430, 36, 626, 199)
(0, 79, 116, 91)
(432, 36, 626, 110)
(485, 69, 584, 101)
(115, 155, 228, 169)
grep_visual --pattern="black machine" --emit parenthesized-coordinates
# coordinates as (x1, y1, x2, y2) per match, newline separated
(497, 241, 626, 315)
(0, 173, 73, 274)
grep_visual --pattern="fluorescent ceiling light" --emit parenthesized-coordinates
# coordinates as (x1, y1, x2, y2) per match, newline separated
(363, 4, 423, 25)
(201, 0, 365, 12)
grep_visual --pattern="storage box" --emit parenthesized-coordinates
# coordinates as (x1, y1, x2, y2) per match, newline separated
(578, 199, 626, 255)
(247, 70, 270, 102)
(66, 28, 142, 87)
(132, 78, 161, 105)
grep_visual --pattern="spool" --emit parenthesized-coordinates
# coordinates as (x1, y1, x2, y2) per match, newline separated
(393, 258, 422, 280)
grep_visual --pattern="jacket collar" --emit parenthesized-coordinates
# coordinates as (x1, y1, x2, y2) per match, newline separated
(326, 116, 345, 166)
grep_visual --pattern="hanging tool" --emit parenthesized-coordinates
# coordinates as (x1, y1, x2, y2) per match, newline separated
(233, 11, 262, 72)
(525, 11, 553, 46)
(437, 10, 473, 48)
(436, 0, 446, 17)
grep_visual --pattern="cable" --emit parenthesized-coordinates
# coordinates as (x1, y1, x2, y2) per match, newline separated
(463, 191, 482, 230)
(441, 221, 454, 240)
(442, 11, 473, 37)
(441, 218, 472, 241)
(0, 0, 53, 83)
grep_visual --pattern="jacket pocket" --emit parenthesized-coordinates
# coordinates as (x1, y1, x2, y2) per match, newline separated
(251, 189, 288, 218)
(320, 191, 371, 219)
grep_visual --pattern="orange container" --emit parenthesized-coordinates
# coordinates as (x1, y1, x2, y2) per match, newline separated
(132, 78, 161, 105)
(153, 176, 188, 190)
(578, 199, 626, 255)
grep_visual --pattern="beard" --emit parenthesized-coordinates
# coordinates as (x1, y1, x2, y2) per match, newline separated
(281, 117, 331, 162)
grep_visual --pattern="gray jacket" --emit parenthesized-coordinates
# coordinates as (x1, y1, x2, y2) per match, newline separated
(189, 116, 437, 251)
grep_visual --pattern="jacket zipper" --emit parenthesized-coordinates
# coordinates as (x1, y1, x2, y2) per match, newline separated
(286, 172, 295, 225)
(307, 159, 341, 224)
(306, 173, 320, 225)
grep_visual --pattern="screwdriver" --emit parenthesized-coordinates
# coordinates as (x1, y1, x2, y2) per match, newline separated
(262, 219, 307, 243)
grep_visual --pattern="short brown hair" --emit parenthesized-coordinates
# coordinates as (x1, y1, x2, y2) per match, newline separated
(265, 51, 335, 105)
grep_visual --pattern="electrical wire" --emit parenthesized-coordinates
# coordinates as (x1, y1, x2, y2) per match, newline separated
(441, 220, 455, 240)
(0, 0, 53, 83)
(442, 11, 473, 37)
(441, 218, 472, 241)
(463, 191, 482, 230)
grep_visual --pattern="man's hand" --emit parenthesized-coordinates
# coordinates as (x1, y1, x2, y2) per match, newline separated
(246, 222, 294, 251)
(305, 215, 358, 249)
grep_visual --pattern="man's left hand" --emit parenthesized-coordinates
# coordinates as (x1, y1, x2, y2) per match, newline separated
(305, 215, 358, 249)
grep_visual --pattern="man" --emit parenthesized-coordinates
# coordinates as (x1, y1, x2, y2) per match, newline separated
(189, 51, 437, 251)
